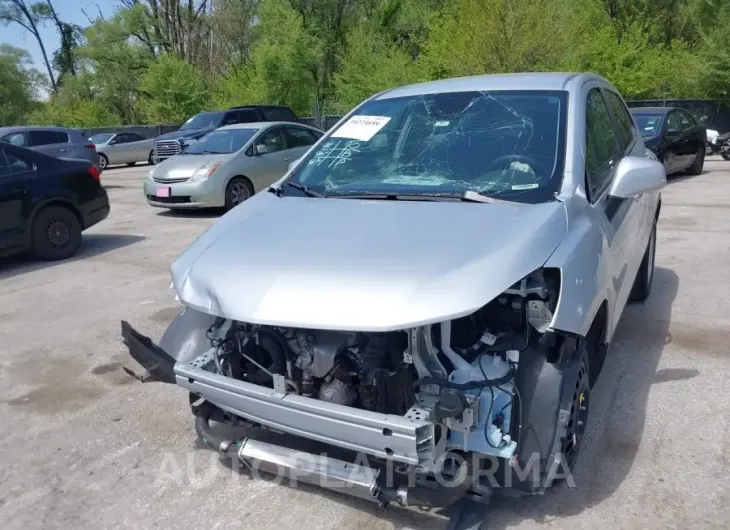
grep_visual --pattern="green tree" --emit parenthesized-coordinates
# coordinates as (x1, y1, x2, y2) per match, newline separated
(333, 23, 425, 112)
(0, 44, 45, 125)
(139, 53, 210, 123)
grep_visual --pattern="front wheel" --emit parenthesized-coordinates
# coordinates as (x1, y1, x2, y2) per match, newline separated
(630, 222, 656, 302)
(224, 177, 253, 210)
(31, 205, 82, 260)
(148, 151, 156, 165)
(686, 147, 704, 175)
(721, 150, 730, 161)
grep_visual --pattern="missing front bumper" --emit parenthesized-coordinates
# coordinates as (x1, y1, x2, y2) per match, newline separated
(121, 321, 436, 467)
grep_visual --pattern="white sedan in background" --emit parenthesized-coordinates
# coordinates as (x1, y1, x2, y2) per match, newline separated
(91, 132, 156, 170)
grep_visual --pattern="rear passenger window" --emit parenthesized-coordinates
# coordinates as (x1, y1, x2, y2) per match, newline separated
(29, 130, 62, 146)
(585, 88, 620, 201)
(0, 149, 33, 175)
(284, 127, 318, 148)
(262, 107, 297, 122)
(603, 90, 635, 152)
(237, 109, 260, 123)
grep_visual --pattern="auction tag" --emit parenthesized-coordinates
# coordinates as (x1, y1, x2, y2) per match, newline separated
(156, 186, 171, 198)
(331, 116, 391, 142)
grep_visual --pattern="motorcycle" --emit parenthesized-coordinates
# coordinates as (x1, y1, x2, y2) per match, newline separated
(717, 133, 730, 160)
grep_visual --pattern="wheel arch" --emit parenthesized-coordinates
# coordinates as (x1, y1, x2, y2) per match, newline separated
(31, 198, 84, 229)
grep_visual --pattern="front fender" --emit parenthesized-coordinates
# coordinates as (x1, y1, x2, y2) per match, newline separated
(546, 198, 613, 338)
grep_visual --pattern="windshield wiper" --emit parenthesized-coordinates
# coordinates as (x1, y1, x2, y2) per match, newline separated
(269, 180, 325, 198)
(326, 190, 518, 204)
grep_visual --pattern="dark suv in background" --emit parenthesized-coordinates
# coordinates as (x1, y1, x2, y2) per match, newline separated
(152, 105, 299, 163)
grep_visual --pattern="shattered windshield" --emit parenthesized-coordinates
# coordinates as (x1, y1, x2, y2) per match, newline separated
(292, 90, 567, 203)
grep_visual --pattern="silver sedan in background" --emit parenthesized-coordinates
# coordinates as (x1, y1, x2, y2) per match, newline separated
(92, 132, 155, 170)
(143, 121, 323, 210)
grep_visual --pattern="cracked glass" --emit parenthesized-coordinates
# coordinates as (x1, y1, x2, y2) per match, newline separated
(292, 90, 568, 203)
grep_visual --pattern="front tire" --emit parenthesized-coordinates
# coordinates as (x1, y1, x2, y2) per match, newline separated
(686, 147, 704, 175)
(630, 222, 656, 302)
(224, 177, 253, 211)
(148, 151, 155, 165)
(31, 206, 82, 261)
(722, 151, 730, 161)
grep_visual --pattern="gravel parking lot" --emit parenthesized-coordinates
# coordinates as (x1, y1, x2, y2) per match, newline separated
(1, 159, 729, 530)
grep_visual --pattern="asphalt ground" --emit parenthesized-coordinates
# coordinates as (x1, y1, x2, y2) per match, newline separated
(0, 158, 728, 529)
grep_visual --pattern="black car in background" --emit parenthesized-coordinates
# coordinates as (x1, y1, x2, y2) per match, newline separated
(152, 105, 299, 163)
(630, 106, 706, 176)
(0, 142, 110, 261)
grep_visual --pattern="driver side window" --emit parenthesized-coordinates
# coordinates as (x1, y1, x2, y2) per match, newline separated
(256, 128, 285, 154)
(667, 111, 683, 131)
(585, 88, 620, 201)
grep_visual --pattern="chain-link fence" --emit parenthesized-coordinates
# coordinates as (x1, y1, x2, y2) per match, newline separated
(81, 99, 730, 140)
(83, 114, 344, 139)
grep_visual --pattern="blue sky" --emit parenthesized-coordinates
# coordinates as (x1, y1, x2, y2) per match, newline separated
(1, 0, 118, 71)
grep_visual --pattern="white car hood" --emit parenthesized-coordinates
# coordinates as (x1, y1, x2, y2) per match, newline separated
(171, 191, 568, 331)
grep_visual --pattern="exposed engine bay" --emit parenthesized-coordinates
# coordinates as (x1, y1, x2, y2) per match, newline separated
(195, 269, 560, 460)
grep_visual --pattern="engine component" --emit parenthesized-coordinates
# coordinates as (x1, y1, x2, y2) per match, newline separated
(291, 330, 357, 379)
(318, 378, 358, 406)
(434, 388, 467, 422)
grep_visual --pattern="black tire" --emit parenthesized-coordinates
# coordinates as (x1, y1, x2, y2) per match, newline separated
(126, 161, 136, 167)
(722, 151, 730, 161)
(31, 205, 82, 261)
(686, 147, 704, 175)
(446, 498, 488, 530)
(629, 222, 656, 302)
(558, 343, 591, 474)
(224, 177, 253, 210)
(148, 151, 155, 165)
(98, 153, 109, 171)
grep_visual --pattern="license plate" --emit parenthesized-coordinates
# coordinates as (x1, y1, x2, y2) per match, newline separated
(156, 186, 171, 198)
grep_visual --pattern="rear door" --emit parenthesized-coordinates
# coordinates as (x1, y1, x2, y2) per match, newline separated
(663, 111, 685, 174)
(283, 126, 320, 161)
(584, 85, 643, 324)
(0, 147, 36, 253)
(676, 109, 703, 169)
(28, 129, 69, 159)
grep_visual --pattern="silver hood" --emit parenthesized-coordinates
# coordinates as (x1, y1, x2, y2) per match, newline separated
(171, 191, 568, 331)
(152, 153, 232, 181)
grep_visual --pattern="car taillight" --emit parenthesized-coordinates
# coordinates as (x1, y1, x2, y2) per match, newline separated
(85, 143, 96, 150)
(89, 165, 101, 182)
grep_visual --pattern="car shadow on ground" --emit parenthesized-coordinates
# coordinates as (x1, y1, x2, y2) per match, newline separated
(156, 208, 224, 219)
(190, 267, 679, 529)
(0, 233, 146, 281)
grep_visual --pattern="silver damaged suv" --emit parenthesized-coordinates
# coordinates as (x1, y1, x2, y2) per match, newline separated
(122, 73, 665, 528)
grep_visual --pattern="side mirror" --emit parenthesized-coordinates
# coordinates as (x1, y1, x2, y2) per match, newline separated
(288, 158, 300, 173)
(255, 144, 268, 155)
(608, 157, 666, 199)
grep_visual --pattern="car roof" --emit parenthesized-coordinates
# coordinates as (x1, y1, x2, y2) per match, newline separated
(375, 72, 604, 99)
(218, 121, 315, 131)
(630, 107, 676, 115)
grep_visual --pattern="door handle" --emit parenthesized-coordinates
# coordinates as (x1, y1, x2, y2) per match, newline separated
(284, 156, 293, 161)
(59, 148, 69, 153)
